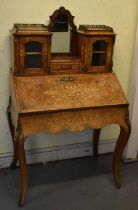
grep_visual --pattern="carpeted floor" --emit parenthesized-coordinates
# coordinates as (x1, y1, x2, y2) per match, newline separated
(0, 154, 138, 210)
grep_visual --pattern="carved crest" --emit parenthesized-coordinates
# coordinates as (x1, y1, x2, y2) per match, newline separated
(47, 6, 77, 31)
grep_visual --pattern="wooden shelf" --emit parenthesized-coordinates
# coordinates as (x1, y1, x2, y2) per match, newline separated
(25, 52, 42, 55)
(93, 51, 106, 53)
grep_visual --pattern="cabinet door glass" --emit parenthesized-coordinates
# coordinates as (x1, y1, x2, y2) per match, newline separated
(25, 41, 42, 68)
(25, 54, 42, 68)
(25, 41, 42, 52)
(91, 40, 107, 66)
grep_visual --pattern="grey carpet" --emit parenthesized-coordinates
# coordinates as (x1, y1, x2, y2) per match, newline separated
(0, 154, 138, 210)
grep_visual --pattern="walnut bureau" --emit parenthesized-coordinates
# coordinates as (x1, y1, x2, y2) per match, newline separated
(7, 7, 131, 206)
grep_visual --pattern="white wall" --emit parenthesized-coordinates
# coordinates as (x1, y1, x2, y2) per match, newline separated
(124, 23, 138, 159)
(0, 0, 138, 154)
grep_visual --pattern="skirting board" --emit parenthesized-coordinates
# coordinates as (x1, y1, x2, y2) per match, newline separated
(0, 139, 116, 168)
(122, 156, 138, 163)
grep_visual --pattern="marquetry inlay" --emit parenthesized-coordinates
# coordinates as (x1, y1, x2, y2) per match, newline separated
(44, 81, 100, 100)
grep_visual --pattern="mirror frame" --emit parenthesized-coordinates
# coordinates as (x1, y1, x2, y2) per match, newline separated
(47, 6, 77, 55)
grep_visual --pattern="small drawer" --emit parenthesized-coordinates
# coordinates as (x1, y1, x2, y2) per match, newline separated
(59, 64, 72, 70)
(52, 62, 81, 72)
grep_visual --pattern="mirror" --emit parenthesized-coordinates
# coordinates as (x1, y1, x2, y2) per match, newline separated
(51, 30, 70, 53)
(48, 7, 77, 54)
(51, 14, 71, 53)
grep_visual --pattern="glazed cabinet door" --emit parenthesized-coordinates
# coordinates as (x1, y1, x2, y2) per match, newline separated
(19, 36, 49, 75)
(86, 37, 114, 73)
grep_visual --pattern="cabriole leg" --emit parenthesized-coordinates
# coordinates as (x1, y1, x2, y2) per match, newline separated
(18, 135, 27, 207)
(93, 129, 101, 158)
(10, 140, 18, 169)
(7, 107, 17, 169)
(112, 113, 131, 188)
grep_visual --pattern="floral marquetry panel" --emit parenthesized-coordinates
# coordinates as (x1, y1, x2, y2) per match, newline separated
(12, 73, 128, 114)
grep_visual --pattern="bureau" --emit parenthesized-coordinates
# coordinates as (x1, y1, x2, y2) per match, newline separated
(8, 6, 131, 206)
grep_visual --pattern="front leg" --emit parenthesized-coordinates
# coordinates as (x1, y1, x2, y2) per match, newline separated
(17, 135, 27, 207)
(112, 111, 131, 188)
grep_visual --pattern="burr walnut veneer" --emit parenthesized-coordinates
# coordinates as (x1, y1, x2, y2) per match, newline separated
(8, 7, 131, 207)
